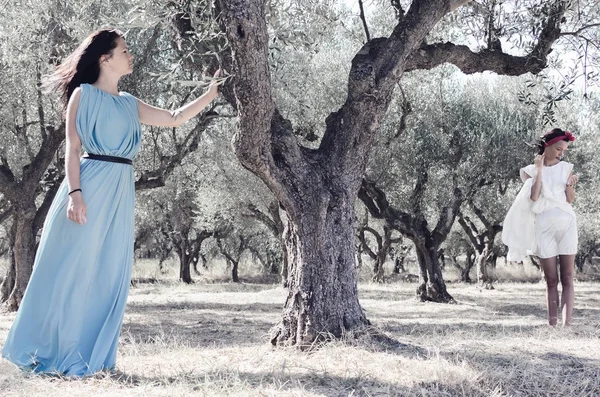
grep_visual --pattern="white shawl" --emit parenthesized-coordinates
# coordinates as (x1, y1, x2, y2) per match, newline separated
(502, 178, 535, 262)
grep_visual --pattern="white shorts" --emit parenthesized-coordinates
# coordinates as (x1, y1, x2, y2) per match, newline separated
(534, 208, 578, 259)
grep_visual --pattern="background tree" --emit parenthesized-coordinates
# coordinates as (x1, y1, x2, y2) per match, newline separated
(444, 229, 476, 283)
(360, 68, 538, 301)
(356, 213, 403, 282)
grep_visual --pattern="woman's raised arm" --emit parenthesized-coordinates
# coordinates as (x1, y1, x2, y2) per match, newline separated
(137, 70, 221, 128)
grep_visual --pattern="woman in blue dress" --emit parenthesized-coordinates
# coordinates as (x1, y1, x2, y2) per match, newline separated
(1, 28, 220, 376)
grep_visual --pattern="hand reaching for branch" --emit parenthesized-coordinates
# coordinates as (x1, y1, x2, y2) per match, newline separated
(208, 69, 224, 95)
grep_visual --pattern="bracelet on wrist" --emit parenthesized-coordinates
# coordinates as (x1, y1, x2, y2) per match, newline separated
(68, 188, 82, 195)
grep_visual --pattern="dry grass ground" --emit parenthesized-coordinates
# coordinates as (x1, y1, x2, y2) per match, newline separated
(0, 259, 599, 396)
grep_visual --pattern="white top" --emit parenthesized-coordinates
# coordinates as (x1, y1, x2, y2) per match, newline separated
(520, 161, 575, 218)
(502, 161, 575, 262)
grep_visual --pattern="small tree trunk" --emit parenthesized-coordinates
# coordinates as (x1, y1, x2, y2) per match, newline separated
(0, 220, 16, 302)
(393, 257, 406, 274)
(488, 252, 498, 269)
(476, 244, 491, 285)
(414, 241, 454, 303)
(372, 253, 386, 282)
(268, 250, 279, 275)
(575, 253, 585, 272)
(462, 255, 473, 283)
(192, 258, 201, 275)
(180, 256, 193, 284)
(158, 246, 172, 272)
(2, 205, 37, 311)
(356, 244, 364, 270)
(231, 260, 240, 283)
(270, 196, 370, 346)
(269, 261, 278, 275)
(174, 243, 193, 284)
(0, 251, 16, 304)
(280, 215, 292, 287)
(461, 267, 471, 283)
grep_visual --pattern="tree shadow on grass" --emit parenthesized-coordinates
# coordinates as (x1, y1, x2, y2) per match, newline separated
(124, 301, 283, 345)
(379, 320, 544, 340)
(126, 301, 282, 315)
(488, 302, 600, 322)
(358, 288, 417, 301)
(130, 281, 283, 293)
(106, 368, 493, 397)
(488, 302, 546, 317)
(122, 303, 279, 347)
(439, 349, 600, 396)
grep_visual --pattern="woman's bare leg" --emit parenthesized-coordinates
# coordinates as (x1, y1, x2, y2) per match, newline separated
(540, 257, 559, 326)
(558, 254, 575, 326)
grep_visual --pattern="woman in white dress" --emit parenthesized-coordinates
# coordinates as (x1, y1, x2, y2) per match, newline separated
(514, 128, 578, 326)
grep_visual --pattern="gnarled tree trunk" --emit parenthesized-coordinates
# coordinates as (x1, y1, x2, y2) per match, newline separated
(273, 190, 369, 345)
(2, 203, 37, 311)
(413, 240, 455, 302)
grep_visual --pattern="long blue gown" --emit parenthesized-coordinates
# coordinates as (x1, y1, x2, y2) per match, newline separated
(2, 83, 142, 376)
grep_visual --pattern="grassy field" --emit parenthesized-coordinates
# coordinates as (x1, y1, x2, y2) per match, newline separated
(0, 259, 599, 396)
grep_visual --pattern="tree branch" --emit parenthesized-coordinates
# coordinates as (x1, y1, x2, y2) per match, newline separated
(450, 0, 471, 12)
(410, 167, 428, 215)
(243, 203, 278, 235)
(318, 0, 467, 185)
(0, 156, 15, 191)
(357, 227, 377, 260)
(33, 171, 64, 232)
(457, 212, 482, 251)
(469, 201, 492, 231)
(358, 179, 421, 239)
(560, 23, 600, 37)
(432, 187, 463, 245)
(36, 69, 46, 140)
(405, 1, 568, 75)
(357, 0, 371, 42)
(361, 226, 383, 260)
(21, 124, 65, 194)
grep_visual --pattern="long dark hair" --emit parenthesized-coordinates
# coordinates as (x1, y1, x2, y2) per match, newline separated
(533, 128, 574, 155)
(43, 28, 124, 109)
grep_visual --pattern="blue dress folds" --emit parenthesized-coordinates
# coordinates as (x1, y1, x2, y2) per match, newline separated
(2, 84, 142, 376)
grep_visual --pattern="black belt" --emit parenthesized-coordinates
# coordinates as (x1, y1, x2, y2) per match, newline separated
(82, 153, 132, 165)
